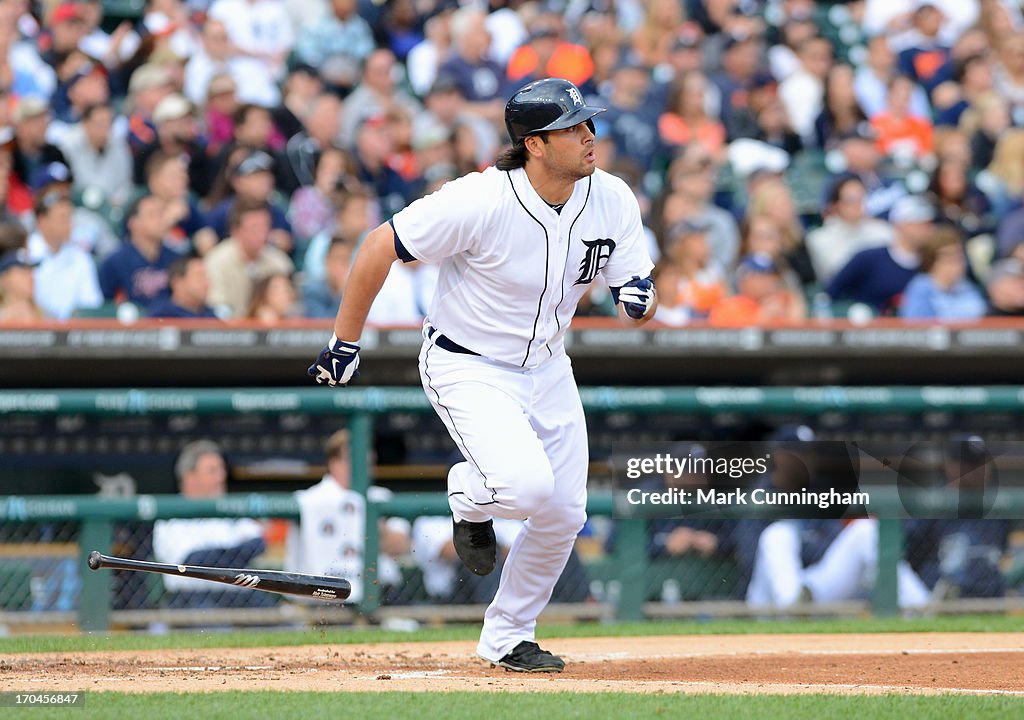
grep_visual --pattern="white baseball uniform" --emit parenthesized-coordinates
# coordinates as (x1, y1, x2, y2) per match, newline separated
(390, 164, 653, 662)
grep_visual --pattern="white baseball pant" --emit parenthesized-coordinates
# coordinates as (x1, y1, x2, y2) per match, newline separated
(746, 519, 930, 609)
(418, 333, 588, 662)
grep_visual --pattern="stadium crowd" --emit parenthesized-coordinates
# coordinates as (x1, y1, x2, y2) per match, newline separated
(1, 0, 1024, 324)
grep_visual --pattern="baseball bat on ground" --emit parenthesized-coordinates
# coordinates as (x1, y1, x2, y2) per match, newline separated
(87, 551, 351, 602)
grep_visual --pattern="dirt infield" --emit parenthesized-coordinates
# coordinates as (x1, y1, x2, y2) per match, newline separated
(3, 633, 1023, 696)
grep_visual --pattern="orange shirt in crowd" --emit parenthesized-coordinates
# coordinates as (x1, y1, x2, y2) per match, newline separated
(870, 113, 934, 159)
(506, 43, 595, 87)
(658, 114, 726, 156)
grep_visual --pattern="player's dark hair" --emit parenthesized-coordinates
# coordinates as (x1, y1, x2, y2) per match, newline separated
(496, 142, 528, 170)
(495, 133, 549, 171)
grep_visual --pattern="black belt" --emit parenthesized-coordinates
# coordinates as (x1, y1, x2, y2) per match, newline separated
(428, 327, 479, 356)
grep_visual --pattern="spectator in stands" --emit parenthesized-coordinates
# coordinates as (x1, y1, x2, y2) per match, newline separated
(779, 36, 834, 145)
(933, 52, 995, 128)
(992, 31, 1024, 123)
(652, 219, 728, 325)
(247, 272, 300, 323)
(599, 62, 660, 175)
(980, 129, 1024, 223)
(712, 31, 767, 141)
(55, 103, 132, 209)
(211, 103, 290, 190)
(202, 74, 239, 156)
(630, 0, 683, 69)
(36, 2, 90, 72)
(985, 258, 1024, 316)
(183, 19, 277, 108)
(133, 94, 215, 199)
(49, 55, 111, 135)
(206, 149, 293, 254)
(204, 198, 293, 317)
(896, 2, 952, 97)
(658, 144, 738, 269)
(806, 176, 894, 284)
(98, 193, 180, 307)
(965, 90, 1011, 174)
(25, 189, 102, 319)
(905, 437, 1012, 599)
(0, 2, 55, 100)
(814, 63, 868, 150)
(125, 63, 175, 156)
(406, 11, 454, 98)
(25, 160, 119, 261)
(928, 158, 993, 237)
(282, 92, 342, 190)
(302, 187, 370, 283)
(10, 97, 68, 191)
(302, 235, 352, 318)
(288, 146, 354, 253)
(352, 115, 413, 220)
(871, 74, 935, 163)
(339, 48, 421, 149)
(658, 71, 726, 161)
(826, 194, 935, 314)
(294, 0, 374, 95)
(745, 176, 815, 285)
(855, 33, 932, 121)
(208, 0, 293, 90)
(710, 253, 805, 326)
(145, 151, 216, 256)
(437, 7, 506, 124)
(899, 226, 986, 320)
(146, 255, 217, 318)
(153, 440, 270, 608)
(0, 250, 44, 322)
(285, 430, 410, 605)
(419, 74, 499, 171)
(508, 18, 593, 89)
(834, 123, 907, 219)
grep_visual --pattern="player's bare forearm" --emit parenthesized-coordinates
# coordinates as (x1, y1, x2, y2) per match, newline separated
(332, 222, 400, 342)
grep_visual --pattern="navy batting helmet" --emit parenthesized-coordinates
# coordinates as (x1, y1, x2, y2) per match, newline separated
(504, 78, 606, 145)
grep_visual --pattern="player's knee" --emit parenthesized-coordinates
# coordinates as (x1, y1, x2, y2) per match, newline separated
(512, 468, 556, 517)
(758, 521, 798, 556)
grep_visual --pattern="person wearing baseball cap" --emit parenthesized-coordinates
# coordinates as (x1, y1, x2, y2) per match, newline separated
(0, 250, 44, 322)
(826, 194, 936, 314)
(11, 98, 70, 192)
(709, 252, 803, 326)
(204, 149, 293, 252)
(133, 93, 216, 198)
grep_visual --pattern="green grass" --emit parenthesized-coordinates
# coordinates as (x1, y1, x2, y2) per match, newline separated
(6, 691, 1023, 720)
(2, 614, 1022, 654)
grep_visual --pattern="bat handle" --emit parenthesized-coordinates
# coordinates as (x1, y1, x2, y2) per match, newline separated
(88, 550, 103, 570)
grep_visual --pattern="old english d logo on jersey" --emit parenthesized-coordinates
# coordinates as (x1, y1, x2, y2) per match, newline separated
(574, 238, 616, 285)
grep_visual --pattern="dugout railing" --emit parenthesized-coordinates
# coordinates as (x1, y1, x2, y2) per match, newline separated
(2, 386, 1024, 631)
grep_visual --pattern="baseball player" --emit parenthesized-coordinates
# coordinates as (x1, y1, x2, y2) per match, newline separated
(309, 78, 656, 672)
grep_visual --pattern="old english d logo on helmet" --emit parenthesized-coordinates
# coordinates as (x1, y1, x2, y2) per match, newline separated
(505, 78, 606, 145)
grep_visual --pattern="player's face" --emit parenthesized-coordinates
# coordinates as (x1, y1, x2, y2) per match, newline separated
(539, 121, 597, 180)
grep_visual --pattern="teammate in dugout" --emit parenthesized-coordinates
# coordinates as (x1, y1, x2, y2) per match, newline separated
(309, 78, 656, 672)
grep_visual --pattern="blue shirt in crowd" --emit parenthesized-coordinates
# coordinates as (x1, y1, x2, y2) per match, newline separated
(826, 245, 919, 313)
(898, 274, 987, 321)
(98, 242, 182, 306)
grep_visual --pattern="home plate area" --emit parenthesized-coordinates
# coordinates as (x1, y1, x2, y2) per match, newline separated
(3, 633, 1023, 696)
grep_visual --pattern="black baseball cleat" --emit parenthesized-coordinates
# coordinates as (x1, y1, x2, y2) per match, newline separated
(452, 518, 496, 575)
(496, 641, 565, 673)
